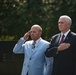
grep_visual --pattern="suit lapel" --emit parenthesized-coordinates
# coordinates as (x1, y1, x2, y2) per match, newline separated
(64, 31, 71, 43)
(54, 33, 61, 45)
(57, 34, 61, 44)
(30, 38, 42, 57)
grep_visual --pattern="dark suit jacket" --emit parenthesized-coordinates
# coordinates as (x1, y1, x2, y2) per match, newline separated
(45, 31, 76, 75)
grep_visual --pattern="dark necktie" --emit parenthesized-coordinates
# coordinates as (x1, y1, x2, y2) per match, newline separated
(59, 34, 65, 44)
(32, 41, 36, 49)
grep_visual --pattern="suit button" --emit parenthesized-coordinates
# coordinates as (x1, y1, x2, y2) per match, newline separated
(30, 58, 31, 60)
(28, 65, 29, 67)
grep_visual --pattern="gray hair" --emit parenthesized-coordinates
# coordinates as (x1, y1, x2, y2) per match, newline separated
(59, 15, 72, 25)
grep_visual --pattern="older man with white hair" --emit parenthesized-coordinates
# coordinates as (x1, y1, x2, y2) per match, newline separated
(45, 15, 76, 75)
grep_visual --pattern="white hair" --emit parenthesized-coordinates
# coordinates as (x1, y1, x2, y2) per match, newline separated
(59, 15, 72, 25)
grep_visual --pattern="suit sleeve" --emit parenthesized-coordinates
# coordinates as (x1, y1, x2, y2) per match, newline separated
(45, 34, 59, 57)
(45, 46, 58, 57)
(13, 37, 25, 54)
(45, 38, 58, 57)
(44, 57, 53, 75)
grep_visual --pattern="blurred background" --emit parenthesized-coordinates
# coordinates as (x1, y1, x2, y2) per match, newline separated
(0, 0, 76, 75)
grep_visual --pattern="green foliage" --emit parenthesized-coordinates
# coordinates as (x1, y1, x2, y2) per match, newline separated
(0, 0, 76, 40)
(0, 35, 15, 41)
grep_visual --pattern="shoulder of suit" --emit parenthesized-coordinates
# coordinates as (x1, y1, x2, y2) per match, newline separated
(41, 39, 50, 44)
(71, 32, 76, 36)
(52, 33, 60, 38)
(25, 40, 33, 44)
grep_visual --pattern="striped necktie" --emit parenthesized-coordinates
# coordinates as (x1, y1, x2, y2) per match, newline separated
(32, 41, 36, 49)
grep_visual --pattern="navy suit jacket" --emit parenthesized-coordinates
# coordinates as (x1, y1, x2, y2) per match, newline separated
(45, 31, 76, 75)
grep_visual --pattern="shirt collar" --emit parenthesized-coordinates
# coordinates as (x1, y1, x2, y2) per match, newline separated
(61, 29, 70, 38)
(33, 37, 41, 45)
(36, 37, 41, 44)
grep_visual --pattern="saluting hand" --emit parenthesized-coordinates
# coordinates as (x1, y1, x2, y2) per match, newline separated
(23, 30, 30, 40)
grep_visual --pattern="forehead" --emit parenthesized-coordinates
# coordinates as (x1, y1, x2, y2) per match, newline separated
(58, 18, 66, 22)
(31, 27, 39, 31)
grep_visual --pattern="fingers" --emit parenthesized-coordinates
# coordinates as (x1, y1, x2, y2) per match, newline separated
(64, 43, 70, 48)
(23, 30, 31, 40)
(58, 43, 70, 51)
(61, 43, 70, 48)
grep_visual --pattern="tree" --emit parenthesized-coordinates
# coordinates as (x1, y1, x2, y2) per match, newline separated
(0, 0, 76, 40)
(42, 0, 76, 40)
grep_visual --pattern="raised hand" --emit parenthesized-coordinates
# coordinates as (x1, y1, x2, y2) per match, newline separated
(23, 30, 31, 40)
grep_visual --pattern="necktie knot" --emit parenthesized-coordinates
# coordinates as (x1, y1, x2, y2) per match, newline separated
(32, 41, 36, 49)
(59, 34, 65, 44)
